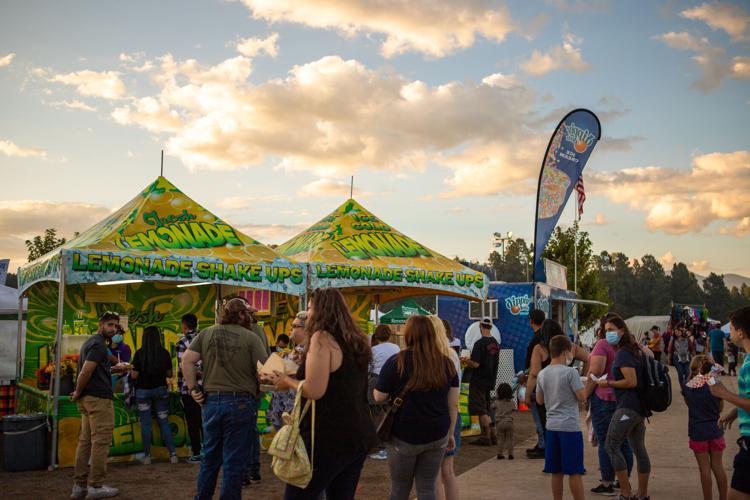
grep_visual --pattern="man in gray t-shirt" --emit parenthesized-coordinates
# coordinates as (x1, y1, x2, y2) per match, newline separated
(537, 364, 585, 432)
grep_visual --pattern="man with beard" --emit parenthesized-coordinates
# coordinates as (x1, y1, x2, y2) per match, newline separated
(182, 298, 268, 500)
(70, 311, 122, 500)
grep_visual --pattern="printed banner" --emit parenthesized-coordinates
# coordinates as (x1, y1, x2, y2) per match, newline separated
(0, 259, 9, 286)
(18, 176, 306, 295)
(278, 199, 488, 300)
(533, 109, 601, 282)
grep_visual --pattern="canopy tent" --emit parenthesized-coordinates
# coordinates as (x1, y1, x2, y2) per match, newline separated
(18, 176, 305, 295)
(625, 315, 671, 344)
(277, 199, 489, 303)
(0, 284, 26, 316)
(16, 175, 306, 468)
(379, 299, 431, 325)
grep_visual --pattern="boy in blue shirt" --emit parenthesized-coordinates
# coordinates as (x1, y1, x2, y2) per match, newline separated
(709, 306, 750, 500)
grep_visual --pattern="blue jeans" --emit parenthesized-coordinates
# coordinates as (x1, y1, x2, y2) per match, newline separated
(136, 386, 176, 456)
(591, 393, 633, 482)
(195, 394, 256, 500)
(244, 399, 260, 478)
(674, 357, 690, 388)
(530, 399, 545, 449)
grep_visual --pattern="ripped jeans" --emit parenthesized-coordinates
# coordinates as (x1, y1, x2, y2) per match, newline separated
(136, 386, 176, 456)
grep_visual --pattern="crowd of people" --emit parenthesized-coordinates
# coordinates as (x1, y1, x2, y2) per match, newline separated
(66, 292, 750, 500)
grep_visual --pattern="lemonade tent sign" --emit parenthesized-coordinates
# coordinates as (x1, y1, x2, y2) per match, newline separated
(16, 176, 305, 467)
(18, 176, 305, 294)
(277, 199, 488, 302)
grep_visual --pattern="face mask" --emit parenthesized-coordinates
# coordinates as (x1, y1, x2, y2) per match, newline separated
(565, 354, 574, 365)
(112, 334, 123, 344)
(605, 331, 620, 345)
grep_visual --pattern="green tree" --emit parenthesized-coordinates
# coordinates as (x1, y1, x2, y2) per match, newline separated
(596, 251, 637, 318)
(632, 255, 671, 315)
(670, 263, 705, 305)
(488, 238, 532, 282)
(25, 228, 70, 262)
(542, 225, 609, 330)
(703, 273, 733, 322)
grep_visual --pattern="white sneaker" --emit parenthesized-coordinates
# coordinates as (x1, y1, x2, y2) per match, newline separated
(369, 449, 388, 460)
(141, 455, 152, 465)
(170, 454, 179, 464)
(70, 484, 87, 499)
(85, 485, 119, 499)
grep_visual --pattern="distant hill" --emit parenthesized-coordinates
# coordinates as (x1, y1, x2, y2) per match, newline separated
(696, 273, 750, 291)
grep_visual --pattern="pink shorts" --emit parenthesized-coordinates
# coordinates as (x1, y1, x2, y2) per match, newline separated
(689, 436, 726, 453)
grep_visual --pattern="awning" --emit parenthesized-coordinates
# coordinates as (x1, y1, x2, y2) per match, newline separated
(551, 296, 609, 307)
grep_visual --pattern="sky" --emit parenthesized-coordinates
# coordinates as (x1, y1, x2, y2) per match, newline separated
(0, 0, 749, 278)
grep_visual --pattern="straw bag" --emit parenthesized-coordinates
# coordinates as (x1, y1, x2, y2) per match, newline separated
(268, 380, 315, 489)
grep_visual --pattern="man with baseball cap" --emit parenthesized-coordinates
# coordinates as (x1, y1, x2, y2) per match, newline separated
(464, 318, 500, 446)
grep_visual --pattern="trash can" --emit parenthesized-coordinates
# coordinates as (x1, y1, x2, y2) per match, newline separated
(2, 413, 48, 471)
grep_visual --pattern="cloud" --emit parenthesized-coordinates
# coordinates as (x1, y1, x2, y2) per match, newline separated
(719, 216, 750, 237)
(545, 0, 611, 12)
(690, 260, 710, 273)
(681, 2, 750, 42)
(660, 251, 676, 268)
(589, 213, 608, 225)
(51, 70, 127, 99)
(0, 139, 47, 159)
(298, 178, 371, 198)
(0, 200, 112, 269)
(589, 150, 750, 235)
(217, 194, 291, 210)
(236, 223, 308, 244)
(239, 0, 516, 58)
(655, 31, 750, 91)
(0, 53, 15, 67)
(112, 96, 182, 133)
(521, 32, 590, 76)
(236, 32, 279, 58)
(48, 100, 97, 112)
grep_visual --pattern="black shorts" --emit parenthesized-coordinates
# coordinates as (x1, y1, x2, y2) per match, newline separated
(732, 438, 750, 494)
(468, 386, 491, 416)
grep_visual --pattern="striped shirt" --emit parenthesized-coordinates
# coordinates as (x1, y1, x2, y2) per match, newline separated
(739, 356, 750, 437)
(176, 331, 202, 395)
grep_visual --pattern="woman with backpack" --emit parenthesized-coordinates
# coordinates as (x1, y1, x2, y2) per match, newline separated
(596, 316, 652, 500)
(130, 325, 178, 464)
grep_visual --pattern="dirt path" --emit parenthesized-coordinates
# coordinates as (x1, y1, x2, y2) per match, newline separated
(0, 411, 536, 499)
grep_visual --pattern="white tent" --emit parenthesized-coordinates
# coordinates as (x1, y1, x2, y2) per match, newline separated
(625, 315, 671, 344)
(0, 285, 26, 383)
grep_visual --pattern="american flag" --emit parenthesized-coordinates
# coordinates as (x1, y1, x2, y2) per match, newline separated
(575, 175, 586, 217)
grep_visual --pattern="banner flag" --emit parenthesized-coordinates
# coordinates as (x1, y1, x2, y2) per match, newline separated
(532, 109, 600, 283)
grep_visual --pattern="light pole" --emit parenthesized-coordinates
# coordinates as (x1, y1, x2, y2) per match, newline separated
(492, 231, 514, 256)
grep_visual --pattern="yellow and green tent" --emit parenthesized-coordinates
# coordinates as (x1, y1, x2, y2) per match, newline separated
(277, 199, 488, 302)
(18, 176, 305, 295)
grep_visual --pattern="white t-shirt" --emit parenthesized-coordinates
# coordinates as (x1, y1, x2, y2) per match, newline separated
(371, 342, 401, 375)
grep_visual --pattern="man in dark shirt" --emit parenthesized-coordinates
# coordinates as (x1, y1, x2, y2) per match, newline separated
(524, 308, 546, 457)
(70, 311, 121, 500)
(464, 318, 499, 446)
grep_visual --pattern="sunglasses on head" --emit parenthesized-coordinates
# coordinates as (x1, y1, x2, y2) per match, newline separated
(99, 311, 120, 321)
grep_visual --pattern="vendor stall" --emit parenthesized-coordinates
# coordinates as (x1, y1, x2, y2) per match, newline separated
(16, 176, 306, 467)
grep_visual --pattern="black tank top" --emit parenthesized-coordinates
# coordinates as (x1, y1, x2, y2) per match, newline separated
(297, 355, 378, 456)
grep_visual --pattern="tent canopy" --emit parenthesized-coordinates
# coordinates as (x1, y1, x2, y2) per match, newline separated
(18, 176, 305, 295)
(0, 284, 26, 315)
(379, 299, 431, 325)
(625, 315, 670, 344)
(277, 199, 489, 302)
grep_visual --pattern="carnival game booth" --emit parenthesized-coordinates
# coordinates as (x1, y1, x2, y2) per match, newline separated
(15, 176, 306, 468)
(277, 198, 490, 433)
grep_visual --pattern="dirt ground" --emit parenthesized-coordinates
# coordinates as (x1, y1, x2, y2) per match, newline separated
(0, 411, 536, 499)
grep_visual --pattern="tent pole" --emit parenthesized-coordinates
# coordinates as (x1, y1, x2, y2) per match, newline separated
(16, 288, 23, 382)
(215, 284, 222, 323)
(375, 295, 380, 326)
(50, 254, 66, 470)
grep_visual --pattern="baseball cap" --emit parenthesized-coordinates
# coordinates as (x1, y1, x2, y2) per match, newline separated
(480, 318, 493, 328)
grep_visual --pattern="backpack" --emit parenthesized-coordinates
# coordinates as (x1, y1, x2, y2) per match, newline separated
(640, 355, 672, 414)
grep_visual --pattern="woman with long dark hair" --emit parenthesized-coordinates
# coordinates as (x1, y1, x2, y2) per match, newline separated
(596, 316, 652, 500)
(270, 288, 377, 500)
(585, 313, 634, 496)
(130, 325, 177, 464)
(373, 315, 459, 500)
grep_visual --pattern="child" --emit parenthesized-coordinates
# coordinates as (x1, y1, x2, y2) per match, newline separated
(492, 383, 515, 460)
(536, 335, 587, 500)
(683, 355, 728, 500)
(728, 343, 738, 377)
(708, 306, 750, 500)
